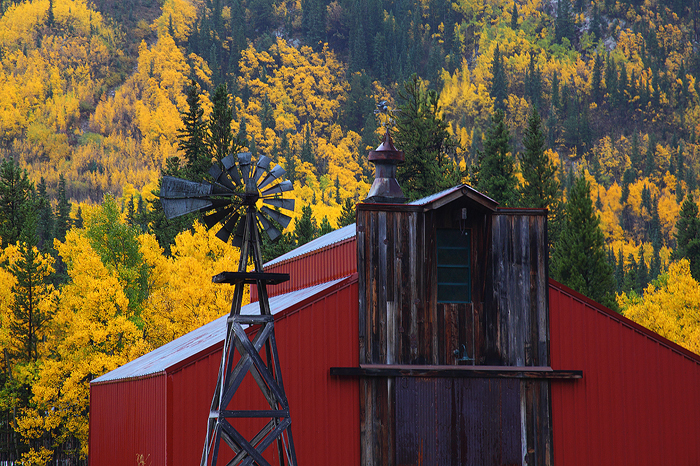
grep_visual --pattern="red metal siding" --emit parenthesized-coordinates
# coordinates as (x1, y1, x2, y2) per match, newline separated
(252, 237, 357, 301)
(549, 279, 700, 466)
(89, 374, 167, 466)
(168, 277, 361, 465)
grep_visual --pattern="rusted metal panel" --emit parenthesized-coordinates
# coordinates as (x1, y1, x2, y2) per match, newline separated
(89, 375, 166, 466)
(396, 378, 522, 466)
(549, 279, 700, 466)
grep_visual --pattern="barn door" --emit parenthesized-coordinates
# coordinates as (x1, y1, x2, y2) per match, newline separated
(395, 377, 522, 466)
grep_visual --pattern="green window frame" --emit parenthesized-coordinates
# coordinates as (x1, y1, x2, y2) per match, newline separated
(437, 229, 471, 303)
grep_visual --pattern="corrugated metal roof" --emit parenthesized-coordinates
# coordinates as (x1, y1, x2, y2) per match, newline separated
(92, 277, 349, 383)
(264, 223, 356, 267)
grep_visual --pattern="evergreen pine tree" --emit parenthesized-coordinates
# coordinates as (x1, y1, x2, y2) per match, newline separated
(55, 174, 71, 243)
(519, 107, 560, 209)
(394, 74, 461, 200)
(591, 54, 604, 102)
(319, 216, 333, 236)
(178, 81, 209, 179)
(9, 241, 53, 363)
(0, 157, 38, 247)
(294, 205, 317, 246)
(207, 83, 240, 164)
(673, 194, 700, 280)
(552, 174, 617, 309)
(615, 247, 625, 293)
(300, 124, 314, 165)
(477, 110, 519, 206)
(490, 45, 508, 112)
(337, 198, 356, 227)
(636, 247, 648, 294)
(555, 0, 575, 45)
(510, 3, 519, 29)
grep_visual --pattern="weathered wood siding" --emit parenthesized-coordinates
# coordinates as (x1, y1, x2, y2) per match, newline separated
(358, 202, 552, 466)
(487, 211, 549, 367)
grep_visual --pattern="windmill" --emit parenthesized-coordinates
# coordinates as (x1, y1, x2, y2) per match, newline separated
(160, 152, 298, 466)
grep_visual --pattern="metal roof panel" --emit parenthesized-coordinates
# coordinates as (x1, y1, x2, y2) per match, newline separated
(92, 277, 349, 383)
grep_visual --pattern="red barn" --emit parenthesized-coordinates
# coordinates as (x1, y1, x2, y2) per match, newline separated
(90, 185, 700, 466)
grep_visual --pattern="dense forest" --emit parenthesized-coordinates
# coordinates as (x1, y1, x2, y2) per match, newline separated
(3, 0, 700, 462)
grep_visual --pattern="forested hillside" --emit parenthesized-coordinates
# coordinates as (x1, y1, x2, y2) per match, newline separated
(3, 0, 700, 462)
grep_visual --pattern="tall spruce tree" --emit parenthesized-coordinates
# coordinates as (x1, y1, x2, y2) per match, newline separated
(394, 74, 461, 201)
(490, 45, 508, 112)
(0, 157, 37, 247)
(294, 205, 317, 246)
(477, 110, 519, 206)
(9, 242, 54, 363)
(337, 198, 356, 227)
(178, 81, 209, 179)
(673, 194, 700, 280)
(552, 174, 616, 310)
(55, 174, 71, 243)
(519, 107, 559, 209)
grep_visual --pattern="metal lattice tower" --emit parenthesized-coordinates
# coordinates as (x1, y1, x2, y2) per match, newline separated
(160, 153, 297, 466)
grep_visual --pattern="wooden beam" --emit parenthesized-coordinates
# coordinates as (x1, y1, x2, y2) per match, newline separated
(330, 364, 582, 379)
(212, 271, 290, 285)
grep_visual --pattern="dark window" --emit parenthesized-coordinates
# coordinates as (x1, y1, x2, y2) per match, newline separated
(437, 229, 471, 303)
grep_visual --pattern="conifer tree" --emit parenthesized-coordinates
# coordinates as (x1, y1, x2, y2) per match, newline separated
(592, 53, 604, 102)
(295, 205, 317, 246)
(208, 83, 240, 164)
(0, 157, 37, 247)
(615, 247, 625, 293)
(477, 110, 518, 206)
(337, 198, 356, 227)
(636, 247, 649, 294)
(552, 174, 616, 309)
(519, 107, 559, 209)
(300, 124, 314, 165)
(673, 194, 700, 280)
(319, 216, 333, 236)
(9, 242, 54, 363)
(54, 175, 71, 243)
(555, 0, 575, 45)
(394, 74, 461, 201)
(178, 81, 209, 179)
(490, 45, 508, 112)
(510, 3, 519, 29)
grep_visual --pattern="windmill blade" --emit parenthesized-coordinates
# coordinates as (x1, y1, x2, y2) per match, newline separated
(238, 152, 253, 184)
(263, 198, 295, 212)
(258, 165, 287, 191)
(260, 206, 292, 229)
(253, 156, 271, 184)
(260, 180, 293, 197)
(257, 212, 282, 242)
(231, 218, 247, 247)
(209, 165, 238, 192)
(203, 205, 235, 229)
(216, 212, 241, 243)
(222, 154, 242, 186)
(161, 198, 213, 219)
(161, 176, 213, 198)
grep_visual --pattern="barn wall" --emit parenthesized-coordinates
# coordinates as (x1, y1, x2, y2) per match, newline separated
(89, 374, 166, 466)
(251, 237, 357, 301)
(549, 279, 700, 466)
(168, 278, 361, 466)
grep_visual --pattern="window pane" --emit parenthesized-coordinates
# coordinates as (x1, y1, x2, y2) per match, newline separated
(437, 229, 471, 303)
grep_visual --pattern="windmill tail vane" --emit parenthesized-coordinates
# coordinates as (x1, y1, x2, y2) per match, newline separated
(159, 152, 298, 466)
(159, 152, 295, 247)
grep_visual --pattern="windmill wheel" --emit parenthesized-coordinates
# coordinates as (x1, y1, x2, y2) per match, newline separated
(160, 152, 295, 247)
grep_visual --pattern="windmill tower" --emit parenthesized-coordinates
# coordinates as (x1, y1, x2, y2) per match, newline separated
(160, 152, 297, 466)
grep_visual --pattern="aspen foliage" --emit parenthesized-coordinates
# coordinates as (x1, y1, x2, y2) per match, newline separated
(619, 259, 700, 354)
